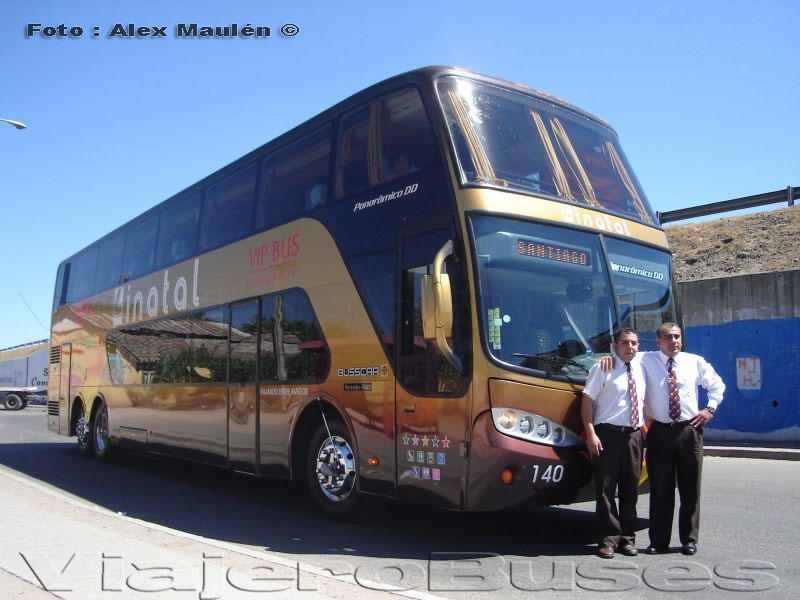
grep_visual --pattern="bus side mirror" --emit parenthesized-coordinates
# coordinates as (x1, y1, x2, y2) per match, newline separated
(421, 241, 462, 372)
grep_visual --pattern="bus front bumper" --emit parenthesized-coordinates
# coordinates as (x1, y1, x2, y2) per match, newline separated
(466, 411, 594, 511)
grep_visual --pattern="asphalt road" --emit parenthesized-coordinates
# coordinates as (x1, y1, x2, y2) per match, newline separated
(1, 407, 798, 599)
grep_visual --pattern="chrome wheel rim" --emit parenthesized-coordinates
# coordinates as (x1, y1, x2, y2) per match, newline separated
(94, 408, 108, 454)
(76, 416, 89, 448)
(315, 435, 356, 502)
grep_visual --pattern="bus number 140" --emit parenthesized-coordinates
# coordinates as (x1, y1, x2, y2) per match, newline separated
(532, 464, 564, 483)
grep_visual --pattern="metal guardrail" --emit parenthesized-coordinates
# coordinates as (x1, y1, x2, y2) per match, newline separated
(659, 186, 798, 224)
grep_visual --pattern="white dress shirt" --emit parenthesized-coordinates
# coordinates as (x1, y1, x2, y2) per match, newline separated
(584, 358, 645, 428)
(639, 350, 725, 423)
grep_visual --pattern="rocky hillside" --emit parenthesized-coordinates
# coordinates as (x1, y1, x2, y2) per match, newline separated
(665, 205, 800, 282)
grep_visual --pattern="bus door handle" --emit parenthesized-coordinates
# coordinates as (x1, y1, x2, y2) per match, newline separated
(403, 404, 416, 414)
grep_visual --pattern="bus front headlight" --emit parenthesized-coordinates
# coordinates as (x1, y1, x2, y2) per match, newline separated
(490, 408, 582, 447)
(518, 416, 533, 434)
(497, 410, 517, 430)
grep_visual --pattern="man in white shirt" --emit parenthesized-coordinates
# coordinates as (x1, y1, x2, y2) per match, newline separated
(640, 322, 724, 556)
(581, 327, 645, 559)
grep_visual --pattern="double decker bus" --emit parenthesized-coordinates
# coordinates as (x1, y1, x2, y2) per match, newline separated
(48, 67, 676, 516)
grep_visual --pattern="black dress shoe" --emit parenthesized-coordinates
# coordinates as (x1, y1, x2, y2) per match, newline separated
(681, 543, 697, 555)
(645, 545, 669, 555)
(597, 546, 614, 559)
(618, 543, 638, 556)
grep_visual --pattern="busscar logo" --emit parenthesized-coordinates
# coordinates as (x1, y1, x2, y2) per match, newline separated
(337, 367, 380, 377)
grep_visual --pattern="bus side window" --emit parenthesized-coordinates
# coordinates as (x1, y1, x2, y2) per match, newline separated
(257, 126, 332, 229)
(109, 317, 193, 385)
(260, 289, 328, 382)
(347, 251, 396, 360)
(335, 87, 436, 199)
(189, 307, 229, 383)
(229, 303, 258, 384)
(156, 193, 201, 268)
(122, 215, 158, 282)
(199, 164, 257, 252)
(53, 262, 69, 312)
(380, 88, 437, 182)
(94, 231, 125, 293)
(66, 245, 99, 303)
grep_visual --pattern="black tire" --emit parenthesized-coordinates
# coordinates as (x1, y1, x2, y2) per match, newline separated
(305, 420, 363, 518)
(75, 403, 93, 456)
(91, 402, 114, 461)
(3, 394, 24, 411)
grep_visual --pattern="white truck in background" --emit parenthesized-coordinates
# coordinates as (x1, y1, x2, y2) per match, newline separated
(0, 340, 48, 410)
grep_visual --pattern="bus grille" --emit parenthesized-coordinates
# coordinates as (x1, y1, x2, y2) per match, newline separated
(49, 346, 61, 364)
(47, 398, 59, 416)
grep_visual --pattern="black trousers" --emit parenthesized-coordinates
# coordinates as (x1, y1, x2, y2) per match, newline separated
(593, 424, 643, 548)
(646, 421, 703, 546)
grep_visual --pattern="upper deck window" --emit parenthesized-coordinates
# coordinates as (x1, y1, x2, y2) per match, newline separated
(199, 164, 257, 252)
(122, 215, 159, 282)
(257, 126, 332, 229)
(438, 76, 657, 225)
(94, 231, 125, 292)
(335, 87, 437, 199)
(156, 193, 201, 268)
(66, 246, 98, 303)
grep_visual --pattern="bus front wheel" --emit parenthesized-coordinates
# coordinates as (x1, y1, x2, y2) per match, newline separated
(306, 420, 362, 517)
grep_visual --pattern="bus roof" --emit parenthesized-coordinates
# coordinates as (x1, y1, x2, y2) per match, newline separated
(57, 66, 614, 268)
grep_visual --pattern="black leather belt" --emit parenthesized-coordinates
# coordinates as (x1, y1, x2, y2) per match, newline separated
(596, 423, 640, 433)
(652, 420, 692, 428)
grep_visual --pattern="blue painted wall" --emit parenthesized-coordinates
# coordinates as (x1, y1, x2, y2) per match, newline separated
(685, 318, 800, 435)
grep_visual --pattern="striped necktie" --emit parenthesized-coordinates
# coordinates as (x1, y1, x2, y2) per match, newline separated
(626, 363, 639, 427)
(667, 357, 681, 421)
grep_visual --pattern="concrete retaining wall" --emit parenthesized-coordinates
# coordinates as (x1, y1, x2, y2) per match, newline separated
(679, 270, 800, 442)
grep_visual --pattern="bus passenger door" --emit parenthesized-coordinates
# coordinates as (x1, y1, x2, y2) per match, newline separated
(228, 300, 260, 474)
(395, 228, 470, 509)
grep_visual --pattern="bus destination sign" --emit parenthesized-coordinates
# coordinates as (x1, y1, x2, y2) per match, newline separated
(516, 238, 591, 267)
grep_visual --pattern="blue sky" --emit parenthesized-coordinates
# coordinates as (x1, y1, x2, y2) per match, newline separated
(1, 0, 798, 349)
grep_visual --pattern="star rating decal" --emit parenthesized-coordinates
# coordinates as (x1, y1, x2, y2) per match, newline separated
(401, 432, 453, 474)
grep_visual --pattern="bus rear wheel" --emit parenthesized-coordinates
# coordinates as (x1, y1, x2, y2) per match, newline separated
(3, 394, 24, 411)
(76, 413, 93, 455)
(92, 403, 114, 461)
(306, 420, 362, 517)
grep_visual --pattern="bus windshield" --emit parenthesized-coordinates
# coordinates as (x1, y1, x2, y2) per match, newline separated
(439, 76, 657, 225)
(471, 215, 674, 380)
(605, 237, 677, 350)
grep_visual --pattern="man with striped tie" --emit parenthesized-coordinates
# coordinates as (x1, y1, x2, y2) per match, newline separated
(639, 322, 725, 557)
(581, 327, 645, 559)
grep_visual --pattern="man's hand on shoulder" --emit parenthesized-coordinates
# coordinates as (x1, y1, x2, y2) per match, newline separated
(599, 355, 615, 372)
